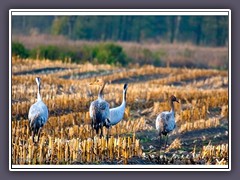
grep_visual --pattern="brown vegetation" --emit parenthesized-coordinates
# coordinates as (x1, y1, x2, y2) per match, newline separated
(11, 58, 229, 165)
(13, 34, 228, 69)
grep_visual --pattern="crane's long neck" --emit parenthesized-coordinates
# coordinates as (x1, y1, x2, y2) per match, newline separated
(121, 88, 127, 106)
(170, 100, 175, 115)
(37, 83, 42, 101)
(98, 82, 106, 99)
(109, 85, 128, 126)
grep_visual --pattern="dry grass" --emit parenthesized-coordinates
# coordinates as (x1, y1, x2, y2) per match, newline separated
(11, 58, 229, 165)
(13, 34, 228, 69)
(12, 133, 142, 165)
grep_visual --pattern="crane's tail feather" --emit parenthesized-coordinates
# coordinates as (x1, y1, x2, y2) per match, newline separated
(29, 113, 40, 131)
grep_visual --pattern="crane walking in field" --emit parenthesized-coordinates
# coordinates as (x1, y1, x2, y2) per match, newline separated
(155, 95, 179, 149)
(28, 77, 49, 144)
(89, 79, 110, 138)
(104, 83, 128, 138)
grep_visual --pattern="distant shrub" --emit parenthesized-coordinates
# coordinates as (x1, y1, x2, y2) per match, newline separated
(30, 45, 60, 60)
(30, 45, 79, 62)
(142, 48, 152, 62)
(92, 43, 128, 66)
(153, 50, 166, 67)
(28, 43, 128, 66)
(76, 45, 95, 63)
(138, 48, 163, 66)
(12, 41, 29, 58)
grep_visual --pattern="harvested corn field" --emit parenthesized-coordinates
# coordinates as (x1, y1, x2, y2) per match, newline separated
(11, 58, 229, 165)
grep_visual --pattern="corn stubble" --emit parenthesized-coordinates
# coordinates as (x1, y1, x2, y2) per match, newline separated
(12, 118, 144, 164)
(11, 59, 228, 165)
(12, 127, 142, 165)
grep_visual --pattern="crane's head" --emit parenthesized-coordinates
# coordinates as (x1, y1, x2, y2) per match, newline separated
(123, 83, 128, 90)
(170, 95, 179, 103)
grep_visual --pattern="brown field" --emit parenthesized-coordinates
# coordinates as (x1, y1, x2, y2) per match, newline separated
(11, 58, 229, 165)
(13, 34, 228, 69)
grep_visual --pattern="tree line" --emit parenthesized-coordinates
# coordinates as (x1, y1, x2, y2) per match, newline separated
(12, 15, 228, 47)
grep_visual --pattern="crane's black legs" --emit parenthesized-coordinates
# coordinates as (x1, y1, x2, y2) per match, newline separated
(37, 127, 42, 143)
(165, 135, 168, 149)
(100, 124, 103, 138)
(159, 132, 162, 148)
(159, 133, 168, 150)
(96, 127, 99, 137)
(32, 131, 35, 143)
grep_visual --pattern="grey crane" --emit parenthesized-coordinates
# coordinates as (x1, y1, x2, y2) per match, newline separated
(155, 95, 179, 148)
(89, 79, 110, 138)
(28, 77, 49, 143)
(104, 83, 128, 138)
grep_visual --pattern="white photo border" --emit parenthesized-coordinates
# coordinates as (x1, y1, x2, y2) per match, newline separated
(9, 9, 231, 171)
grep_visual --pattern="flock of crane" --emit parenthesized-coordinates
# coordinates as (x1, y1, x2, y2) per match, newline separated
(28, 77, 179, 149)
